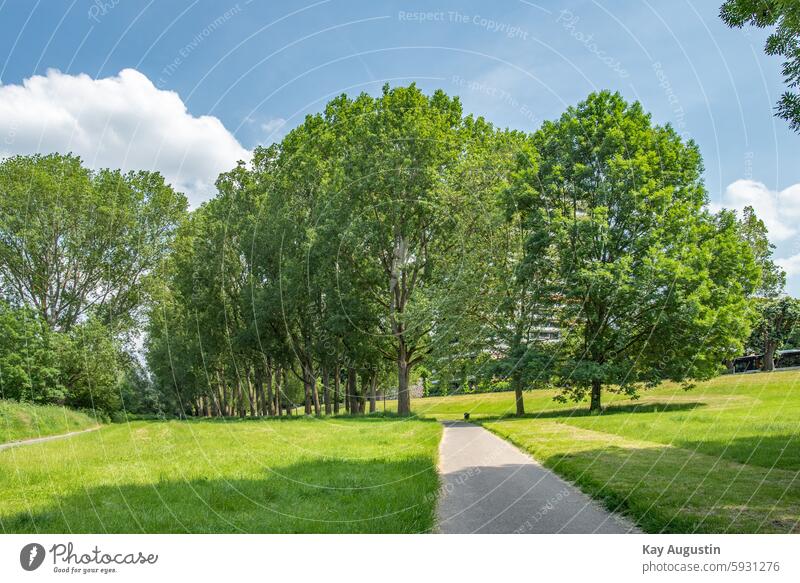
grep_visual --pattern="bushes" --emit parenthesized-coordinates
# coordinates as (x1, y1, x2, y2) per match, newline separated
(0, 303, 66, 403)
(0, 301, 125, 416)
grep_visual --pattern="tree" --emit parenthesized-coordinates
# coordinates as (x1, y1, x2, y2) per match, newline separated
(0, 299, 123, 415)
(484, 137, 559, 416)
(426, 126, 553, 417)
(0, 301, 64, 403)
(720, 0, 800, 132)
(60, 317, 123, 415)
(0, 153, 187, 333)
(332, 85, 487, 415)
(748, 296, 800, 370)
(738, 205, 786, 297)
(528, 91, 758, 412)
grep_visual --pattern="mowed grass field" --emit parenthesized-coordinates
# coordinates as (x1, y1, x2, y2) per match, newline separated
(2, 371, 798, 534)
(0, 400, 98, 443)
(0, 416, 441, 533)
(410, 370, 800, 533)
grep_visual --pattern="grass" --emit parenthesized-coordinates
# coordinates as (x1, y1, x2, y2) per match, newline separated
(0, 415, 441, 533)
(409, 371, 800, 533)
(0, 400, 99, 444)
(3, 371, 797, 534)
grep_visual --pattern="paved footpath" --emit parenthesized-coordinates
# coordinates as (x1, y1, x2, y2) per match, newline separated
(0, 426, 100, 452)
(436, 421, 640, 534)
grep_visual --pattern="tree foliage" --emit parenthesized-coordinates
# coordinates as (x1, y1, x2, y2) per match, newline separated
(747, 296, 800, 370)
(0, 88, 772, 419)
(0, 153, 187, 333)
(525, 91, 759, 411)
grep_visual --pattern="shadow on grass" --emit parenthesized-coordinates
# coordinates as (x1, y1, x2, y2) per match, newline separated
(534, 401, 703, 419)
(673, 433, 800, 472)
(537, 443, 800, 534)
(143, 412, 438, 424)
(3, 457, 437, 534)
(472, 401, 705, 423)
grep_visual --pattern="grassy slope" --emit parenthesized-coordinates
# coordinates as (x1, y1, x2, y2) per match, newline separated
(411, 371, 800, 533)
(0, 400, 98, 444)
(0, 416, 441, 533)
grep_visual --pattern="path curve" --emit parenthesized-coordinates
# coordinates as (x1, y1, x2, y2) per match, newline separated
(0, 426, 101, 452)
(436, 421, 640, 533)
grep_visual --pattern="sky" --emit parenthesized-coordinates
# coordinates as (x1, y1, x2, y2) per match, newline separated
(0, 0, 798, 293)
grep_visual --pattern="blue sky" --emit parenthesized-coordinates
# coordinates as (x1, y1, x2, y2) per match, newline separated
(1, 0, 799, 292)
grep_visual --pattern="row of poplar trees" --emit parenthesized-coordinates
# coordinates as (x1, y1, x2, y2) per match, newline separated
(145, 85, 768, 418)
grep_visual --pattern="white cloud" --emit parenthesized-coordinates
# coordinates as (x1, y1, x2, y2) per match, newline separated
(711, 179, 800, 242)
(260, 117, 286, 136)
(0, 68, 249, 205)
(777, 254, 800, 278)
(713, 179, 800, 296)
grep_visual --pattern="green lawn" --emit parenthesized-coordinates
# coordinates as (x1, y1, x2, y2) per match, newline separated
(3, 371, 798, 534)
(412, 371, 800, 533)
(0, 416, 441, 533)
(0, 400, 98, 443)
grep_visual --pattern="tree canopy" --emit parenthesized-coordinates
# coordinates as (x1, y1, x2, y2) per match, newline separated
(525, 91, 759, 411)
(0, 88, 778, 418)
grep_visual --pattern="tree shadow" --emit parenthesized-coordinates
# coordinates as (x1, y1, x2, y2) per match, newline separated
(473, 401, 705, 423)
(2, 457, 438, 534)
(533, 401, 704, 419)
(540, 443, 800, 534)
(672, 433, 800, 472)
(164, 412, 439, 425)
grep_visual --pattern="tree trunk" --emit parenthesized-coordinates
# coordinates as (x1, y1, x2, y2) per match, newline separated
(265, 367, 274, 416)
(590, 379, 602, 413)
(333, 364, 341, 414)
(219, 368, 229, 416)
(254, 374, 262, 417)
(369, 373, 377, 413)
(237, 377, 247, 418)
(310, 371, 321, 416)
(512, 371, 525, 417)
(358, 374, 366, 413)
(397, 343, 411, 416)
(762, 340, 777, 372)
(211, 383, 222, 417)
(346, 367, 357, 414)
(282, 368, 289, 416)
(258, 368, 268, 416)
(303, 362, 312, 415)
(247, 369, 256, 417)
(322, 365, 332, 415)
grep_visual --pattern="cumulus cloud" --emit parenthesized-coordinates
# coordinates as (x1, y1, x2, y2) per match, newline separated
(712, 179, 800, 294)
(777, 254, 800, 278)
(711, 179, 800, 242)
(0, 68, 249, 205)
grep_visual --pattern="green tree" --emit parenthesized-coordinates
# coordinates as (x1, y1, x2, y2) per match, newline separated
(720, 0, 800, 132)
(0, 153, 187, 333)
(60, 317, 123, 415)
(528, 91, 758, 412)
(0, 301, 64, 403)
(484, 137, 559, 416)
(748, 296, 800, 370)
(738, 205, 785, 297)
(333, 85, 485, 415)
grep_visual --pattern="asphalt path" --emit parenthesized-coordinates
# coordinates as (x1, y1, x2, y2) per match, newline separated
(436, 421, 641, 533)
(0, 426, 100, 452)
